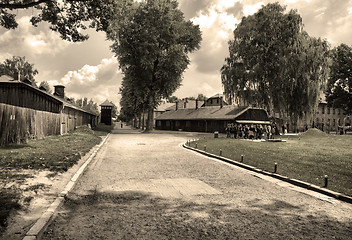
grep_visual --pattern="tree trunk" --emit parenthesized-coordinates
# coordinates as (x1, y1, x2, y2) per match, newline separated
(145, 107, 154, 131)
(145, 94, 155, 132)
(138, 114, 142, 129)
(142, 110, 145, 130)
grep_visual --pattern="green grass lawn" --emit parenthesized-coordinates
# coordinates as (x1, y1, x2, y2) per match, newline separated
(0, 123, 113, 233)
(190, 129, 352, 197)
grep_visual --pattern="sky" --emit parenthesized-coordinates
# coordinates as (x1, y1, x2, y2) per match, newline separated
(0, 0, 352, 110)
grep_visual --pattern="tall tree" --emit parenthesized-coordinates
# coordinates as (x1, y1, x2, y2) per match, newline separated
(0, 0, 128, 42)
(326, 44, 352, 114)
(0, 56, 38, 85)
(221, 3, 330, 130)
(109, 0, 201, 131)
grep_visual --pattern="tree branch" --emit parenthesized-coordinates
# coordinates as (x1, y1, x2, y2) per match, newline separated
(0, 0, 89, 9)
(0, 0, 51, 9)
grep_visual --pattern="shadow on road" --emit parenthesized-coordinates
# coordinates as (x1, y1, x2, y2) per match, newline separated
(42, 190, 352, 239)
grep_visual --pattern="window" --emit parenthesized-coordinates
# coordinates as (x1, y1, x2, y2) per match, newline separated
(333, 119, 336, 126)
(333, 108, 335, 115)
(327, 107, 330, 114)
(322, 106, 325, 114)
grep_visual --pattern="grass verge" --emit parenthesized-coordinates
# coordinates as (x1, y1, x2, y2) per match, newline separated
(190, 129, 352, 197)
(0, 123, 113, 233)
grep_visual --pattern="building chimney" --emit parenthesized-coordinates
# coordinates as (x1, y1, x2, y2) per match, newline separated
(184, 98, 187, 109)
(176, 101, 178, 110)
(220, 96, 223, 108)
(196, 99, 199, 109)
(14, 71, 20, 81)
(54, 85, 65, 98)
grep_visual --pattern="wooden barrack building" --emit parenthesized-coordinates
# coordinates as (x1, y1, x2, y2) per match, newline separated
(0, 74, 98, 146)
(155, 105, 270, 133)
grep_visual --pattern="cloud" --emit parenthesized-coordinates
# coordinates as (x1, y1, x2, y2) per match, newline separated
(177, 0, 214, 20)
(174, 55, 223, 98)
(0, 16, 71, 59)
(284, 0, 352, 46)
(243, 2, 264, 16)
(189, 1, 240, 74)
(48, 57, 122, 108)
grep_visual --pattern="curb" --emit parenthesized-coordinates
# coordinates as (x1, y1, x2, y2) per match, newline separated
(23, 133, 111, 240)
(183, 143, 352, 204)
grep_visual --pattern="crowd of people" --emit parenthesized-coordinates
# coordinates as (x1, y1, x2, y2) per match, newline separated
(225, 123, 287, 140)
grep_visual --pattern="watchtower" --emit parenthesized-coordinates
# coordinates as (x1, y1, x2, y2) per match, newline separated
(100, 100, 114, 125)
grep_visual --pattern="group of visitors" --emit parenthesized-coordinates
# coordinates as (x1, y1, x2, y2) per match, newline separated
(225, 123, 284, 140)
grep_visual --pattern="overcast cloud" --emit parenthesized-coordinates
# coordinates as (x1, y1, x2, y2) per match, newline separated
(0, 0, 351, 109)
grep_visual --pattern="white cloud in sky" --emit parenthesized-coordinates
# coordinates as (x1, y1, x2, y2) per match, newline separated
(175, 57, 222, 99)
(348, 6, 352, 14)
(0, 16, 70, 58)
(215, 0, 240, 11)
(243, 2, 264, 16)
(48, 57, 122, 108)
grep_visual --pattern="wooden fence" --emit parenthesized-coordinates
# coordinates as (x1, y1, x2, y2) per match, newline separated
(0, 103, 61, 146)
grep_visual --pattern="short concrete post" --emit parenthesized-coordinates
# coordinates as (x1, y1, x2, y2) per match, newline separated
(241, 155, 244, 162)
(220, 149, 222, 156)
(324, 175, 328, 187)
(204, 145, 206, 151)
(195, 143, 198, 149)
(274, 163, 277, 173)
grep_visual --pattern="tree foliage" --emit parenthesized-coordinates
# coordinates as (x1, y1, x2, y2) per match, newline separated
(109, 0, 201, 130)
(38, 80, 52, 93)
(167, 96, 179, 103)
(221, 3, 330, 129)
(0, 0, 126, 42)
(75, 97, 99, 114)
(0, 56, 38, 84)
(196, 93, 208, 101)
(326, 44, 352, 114)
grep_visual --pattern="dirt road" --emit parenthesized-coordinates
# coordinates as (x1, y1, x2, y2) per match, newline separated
(43, 125, 352, 239)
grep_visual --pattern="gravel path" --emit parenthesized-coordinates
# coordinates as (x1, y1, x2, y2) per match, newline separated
(42, 125, 352, 239)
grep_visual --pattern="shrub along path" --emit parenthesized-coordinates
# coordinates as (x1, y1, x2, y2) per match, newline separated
(189, 128, 352, 197)
(0, 124, 112, 238)
(42, 127, 352, 239)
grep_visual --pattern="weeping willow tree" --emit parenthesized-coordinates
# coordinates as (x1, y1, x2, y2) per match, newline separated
(221, 3, 330, 130)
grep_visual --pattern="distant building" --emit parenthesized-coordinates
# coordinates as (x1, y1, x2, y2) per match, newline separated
(0, 74, 98, 146)
(311, 92, 346, 132)
(202, 94, 228, 107)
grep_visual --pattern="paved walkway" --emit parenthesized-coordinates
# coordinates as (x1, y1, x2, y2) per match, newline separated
(42, 124, 352, 239)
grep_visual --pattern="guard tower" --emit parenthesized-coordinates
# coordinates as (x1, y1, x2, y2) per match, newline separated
(100, 100, 114, 125)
